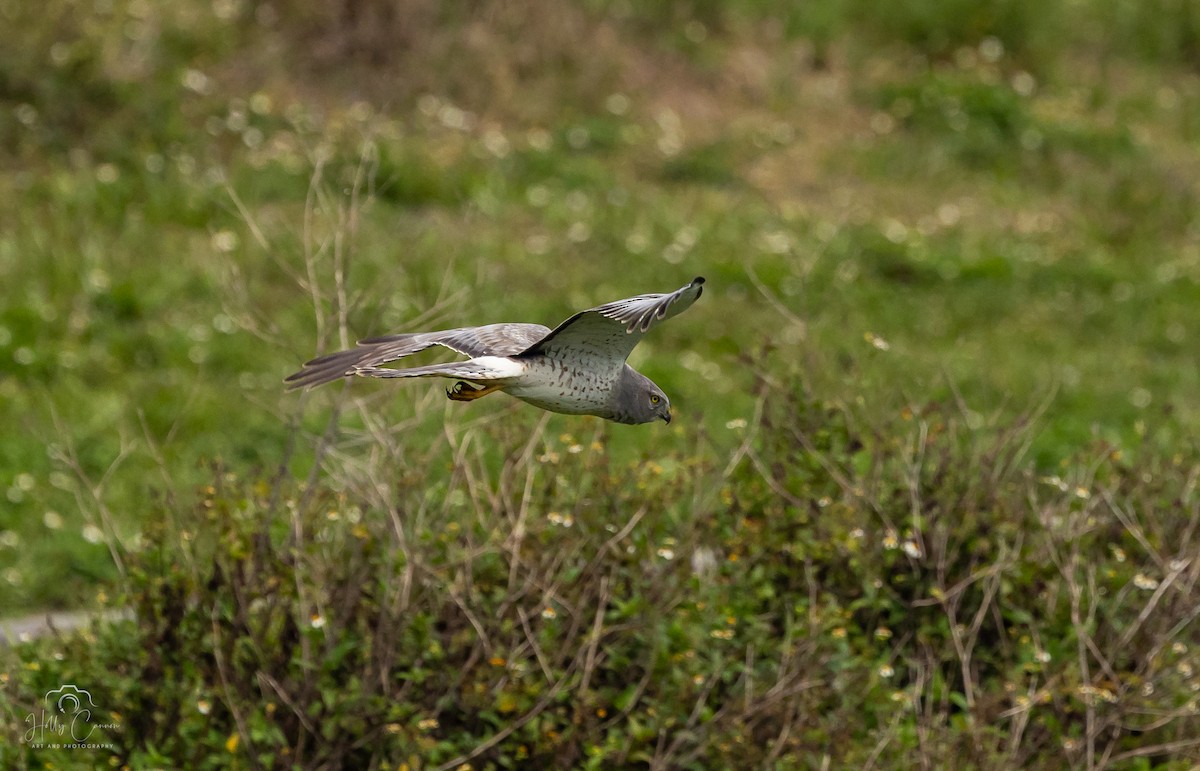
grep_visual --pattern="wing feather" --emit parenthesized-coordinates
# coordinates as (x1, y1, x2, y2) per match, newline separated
(518, 277, 704, 363)
(285, 323, 549, 390)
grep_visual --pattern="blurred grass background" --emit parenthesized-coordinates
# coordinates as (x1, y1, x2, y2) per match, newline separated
(6, 0, 1197, 608)
(1, 0, 1199, 766)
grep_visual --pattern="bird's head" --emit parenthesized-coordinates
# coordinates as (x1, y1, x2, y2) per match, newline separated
(616, 368, 672, 425)
(646, 384, 672, 424)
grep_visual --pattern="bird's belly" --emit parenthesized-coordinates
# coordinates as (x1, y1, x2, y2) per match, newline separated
(504, 361, 615, 416)
(505, 383, 608, 415)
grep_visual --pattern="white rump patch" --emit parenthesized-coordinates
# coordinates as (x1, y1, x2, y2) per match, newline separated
(471, 356, 529, 379)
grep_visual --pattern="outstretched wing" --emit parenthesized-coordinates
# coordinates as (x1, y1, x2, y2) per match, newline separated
(518, 277, 704, 363)
(285, 323, 550, 390)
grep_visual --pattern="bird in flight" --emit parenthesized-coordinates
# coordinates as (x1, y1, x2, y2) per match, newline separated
(286, 277, 705, 425)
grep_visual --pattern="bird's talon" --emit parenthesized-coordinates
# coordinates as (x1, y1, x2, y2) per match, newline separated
(448, 380, 485, 401)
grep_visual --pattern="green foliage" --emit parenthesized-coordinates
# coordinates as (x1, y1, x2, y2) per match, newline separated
(1092, 0, 1200, 69)
(847, 0, 1062, 72)
(869, 67, 1140, 184)
(0, 0, 236, 163)
(375, 144, 484, 208)
(659, 139, 742, 186)
(4, 384, 1199, 768)
(875, 72, 1038, 171)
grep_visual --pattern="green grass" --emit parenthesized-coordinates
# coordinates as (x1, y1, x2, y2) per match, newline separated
(3, 0, 1200, 767)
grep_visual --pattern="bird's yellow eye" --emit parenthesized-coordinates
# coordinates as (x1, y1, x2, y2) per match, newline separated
(650, 394, 660, 404)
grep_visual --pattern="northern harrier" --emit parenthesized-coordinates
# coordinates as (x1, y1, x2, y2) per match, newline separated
(286, 277, 705, 425)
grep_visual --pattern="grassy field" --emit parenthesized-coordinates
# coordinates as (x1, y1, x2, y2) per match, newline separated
(2, 0, 1200, 767)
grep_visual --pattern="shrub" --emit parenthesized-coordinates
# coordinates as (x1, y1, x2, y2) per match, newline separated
(3, 374, 1198, 769)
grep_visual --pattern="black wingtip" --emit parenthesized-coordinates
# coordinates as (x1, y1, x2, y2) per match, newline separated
(284, 368, 323, 390)
(692, 276, 705, 285)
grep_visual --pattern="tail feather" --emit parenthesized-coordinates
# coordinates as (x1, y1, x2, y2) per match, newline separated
(285, 326, 543, 390)
(284, 335, 436, 390)
(352, 360, 511, 382)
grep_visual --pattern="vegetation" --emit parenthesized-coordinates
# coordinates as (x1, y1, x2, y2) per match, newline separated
(2, 0, 1199, 767)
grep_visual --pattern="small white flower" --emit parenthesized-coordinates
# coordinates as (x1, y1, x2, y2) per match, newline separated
(182, 69, 211, 94)
(605, 93, 630, 115)
(690, 547, 717, 577)
(1133, 573, 1159, 591)
(759, 230, 793, 254)
(1011, 71, 1037, 97)
(1041, 475, 1069, 492)
(249, 93, 272, 115)
(212, 230, 239, 253)
(96, 164, 119, 184)
(865, 332, 891, 351)
(526, 128, 552, 151)
(481, 128, 509, 158)
(567, 221, 591, 243)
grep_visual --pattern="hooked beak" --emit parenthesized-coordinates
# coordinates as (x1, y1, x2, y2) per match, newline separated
(660, 410, 672, 424)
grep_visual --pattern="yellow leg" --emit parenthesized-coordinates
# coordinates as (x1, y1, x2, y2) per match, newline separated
(446, 381, 501, 402)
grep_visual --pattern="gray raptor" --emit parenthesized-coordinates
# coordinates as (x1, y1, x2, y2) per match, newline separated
(285, 277, 705, 425)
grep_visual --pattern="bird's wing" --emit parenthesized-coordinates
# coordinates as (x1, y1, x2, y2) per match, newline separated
(285, 323, 550, 390)
(517, 277, 705, 364)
